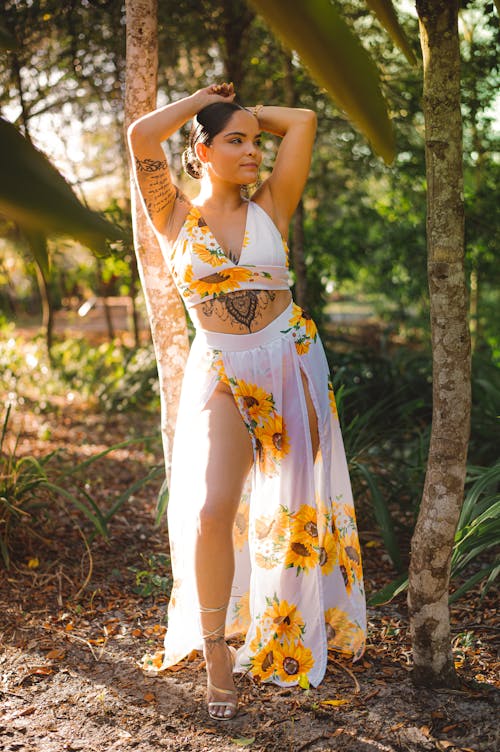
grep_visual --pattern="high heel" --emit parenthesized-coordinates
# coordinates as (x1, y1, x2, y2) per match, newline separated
(200, 604, 238, 721)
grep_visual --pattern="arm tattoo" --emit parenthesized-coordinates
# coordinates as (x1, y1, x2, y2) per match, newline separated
(135, 157, 168, 172)
(135, 156, 177, 218)
(200, 290, 277, 332)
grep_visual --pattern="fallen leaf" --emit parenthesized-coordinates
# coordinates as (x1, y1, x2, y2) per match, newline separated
(320, 698, 349, 707)
(231, 738, 255, 747)
(143, 692, 155, 702)
(27, 558, 39, 569)
(298, 673, 310, 690)
(390, 722, 405, 732)
(140, 651, 164, 670)
(46, 649, 65, 660)
(31, 666, 54, 676)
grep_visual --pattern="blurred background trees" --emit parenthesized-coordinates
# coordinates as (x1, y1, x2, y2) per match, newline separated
(1, 0, 498, 359)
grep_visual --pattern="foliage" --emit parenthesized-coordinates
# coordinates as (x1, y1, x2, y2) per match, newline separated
(0, 404, 162, 568)
(328, 341, 500, 578)
(369, 462, 500, 606)
(0, 117, 123, 256)
(0, 327, 160, 414)
(128, 553, 171, 598)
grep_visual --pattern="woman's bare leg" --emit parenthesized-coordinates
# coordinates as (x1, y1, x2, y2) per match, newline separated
(193, 383, 254, 718)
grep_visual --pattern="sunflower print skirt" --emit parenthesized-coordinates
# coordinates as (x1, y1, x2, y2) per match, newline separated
(161, 301, 366, 687)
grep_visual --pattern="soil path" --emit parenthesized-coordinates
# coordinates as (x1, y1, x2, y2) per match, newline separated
(1, 404, 497, 752)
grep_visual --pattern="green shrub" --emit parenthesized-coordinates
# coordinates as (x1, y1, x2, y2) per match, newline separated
(0, 405, 163, 568)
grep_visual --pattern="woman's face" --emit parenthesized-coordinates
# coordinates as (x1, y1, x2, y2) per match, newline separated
(198, 110, 262, 185)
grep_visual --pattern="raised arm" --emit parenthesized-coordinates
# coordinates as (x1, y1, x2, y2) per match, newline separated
(252, 106, 317, 236)
(127, 85, 235, 234)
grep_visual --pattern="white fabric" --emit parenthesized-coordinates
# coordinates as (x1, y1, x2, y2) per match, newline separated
(161, 302, 367, 687)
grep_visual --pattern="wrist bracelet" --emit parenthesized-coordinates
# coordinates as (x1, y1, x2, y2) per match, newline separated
(252, 103, 264, 119)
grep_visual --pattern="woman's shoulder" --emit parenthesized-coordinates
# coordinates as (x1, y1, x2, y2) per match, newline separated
(156, 192, 193, 247)
(250, 187, 289, 241)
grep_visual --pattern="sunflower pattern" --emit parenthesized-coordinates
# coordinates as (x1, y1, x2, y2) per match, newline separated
(228, 591, 251, 635)
(325, 607, 365, 659)
(246, 596, 314, 683)
(226, 378, 291, 477)
(233, 497, 249, 552)
(281, 302, 318, 356)
(183, 263, 255, 299)
(165, 202, 290, 308)
(327, 379, 338, 420)
(160, 244, 367, 685)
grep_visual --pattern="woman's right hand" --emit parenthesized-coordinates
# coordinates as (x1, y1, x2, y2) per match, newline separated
(192, 83, 236, 111)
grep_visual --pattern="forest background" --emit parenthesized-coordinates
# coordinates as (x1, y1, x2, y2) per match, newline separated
(0, 1, 499, 751)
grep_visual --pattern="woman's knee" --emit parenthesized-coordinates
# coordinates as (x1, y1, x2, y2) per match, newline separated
(196, 495, 237, 537)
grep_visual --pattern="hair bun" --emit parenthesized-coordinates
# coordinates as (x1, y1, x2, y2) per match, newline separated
(182, 147, 203, 180)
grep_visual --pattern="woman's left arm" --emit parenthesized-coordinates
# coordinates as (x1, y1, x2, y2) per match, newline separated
(252, 106, 317, 236)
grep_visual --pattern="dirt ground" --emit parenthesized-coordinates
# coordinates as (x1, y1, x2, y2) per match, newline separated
(1, 404, 498, 752)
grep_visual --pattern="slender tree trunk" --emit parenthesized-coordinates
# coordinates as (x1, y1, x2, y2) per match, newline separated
(219, 0, 255, 90)
(124, 0, 189, 482)
(292, 199, 308, 309)
(95, 257, 115, 341)
(34, 261, 54, 362)
(283, 51, 309, 309)
(409, 0, 471, 687)
(129, 251, 141, 348)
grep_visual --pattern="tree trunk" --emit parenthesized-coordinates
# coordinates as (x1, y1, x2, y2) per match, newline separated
(291, 199, 308, 309)
(124, 0, 189, 482)
(95, 257, 115, 341)
(34, 260, 54, 363)
(282, 51, 309, 310)
(409, 0, 471, 687)
(129, 251, 141, 348)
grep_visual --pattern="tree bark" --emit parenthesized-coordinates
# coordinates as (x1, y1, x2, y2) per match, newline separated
(124, 0, 189, 482)
(409, 0, 471, 687)
(291, 199, 308, 309)
(282, 51, 309, 310)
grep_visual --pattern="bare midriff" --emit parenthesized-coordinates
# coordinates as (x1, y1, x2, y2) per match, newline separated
(190, 288, 292, 335)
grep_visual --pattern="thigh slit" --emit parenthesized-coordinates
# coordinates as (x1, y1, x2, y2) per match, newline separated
(299, 365, 320, 463)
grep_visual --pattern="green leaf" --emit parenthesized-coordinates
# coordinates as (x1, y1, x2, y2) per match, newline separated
(353, 461, 402, 570)
(104, 465, 163, 522)
(368, 571, 408, 606)
(364, 0, 417, 65)
(155, 477, 170, 526)
(249, 0, 396, 162)
(23, 230, 49, 278)
(0, 118, 124, 252)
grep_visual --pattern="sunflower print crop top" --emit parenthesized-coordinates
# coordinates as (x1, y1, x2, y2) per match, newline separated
(159, 200, 291, 310)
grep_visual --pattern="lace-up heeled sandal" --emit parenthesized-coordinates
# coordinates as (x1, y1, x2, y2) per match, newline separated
(200, 604, 238, 721)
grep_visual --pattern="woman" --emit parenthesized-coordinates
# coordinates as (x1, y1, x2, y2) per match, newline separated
(128, 83, 366, 721)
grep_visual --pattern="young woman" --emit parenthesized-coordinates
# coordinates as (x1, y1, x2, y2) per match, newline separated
(128, 83, 366, 721)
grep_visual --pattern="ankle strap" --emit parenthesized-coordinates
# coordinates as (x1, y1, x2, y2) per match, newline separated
(199, 604, 226, 613)
(199, 603, 227, 640)
(202, 621, 226, 640)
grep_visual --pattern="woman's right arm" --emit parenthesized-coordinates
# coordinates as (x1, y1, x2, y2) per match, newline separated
(127, 85, 234, 234)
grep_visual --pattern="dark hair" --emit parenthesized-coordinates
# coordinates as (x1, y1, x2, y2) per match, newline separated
(182, 102, 246, 179)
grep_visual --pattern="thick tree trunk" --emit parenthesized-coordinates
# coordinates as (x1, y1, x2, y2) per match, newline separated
(124, 0, 189, 482)
(409, 0, 471, 687)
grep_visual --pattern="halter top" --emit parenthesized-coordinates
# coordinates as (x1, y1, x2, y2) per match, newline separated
(159, 200, 290, 309)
